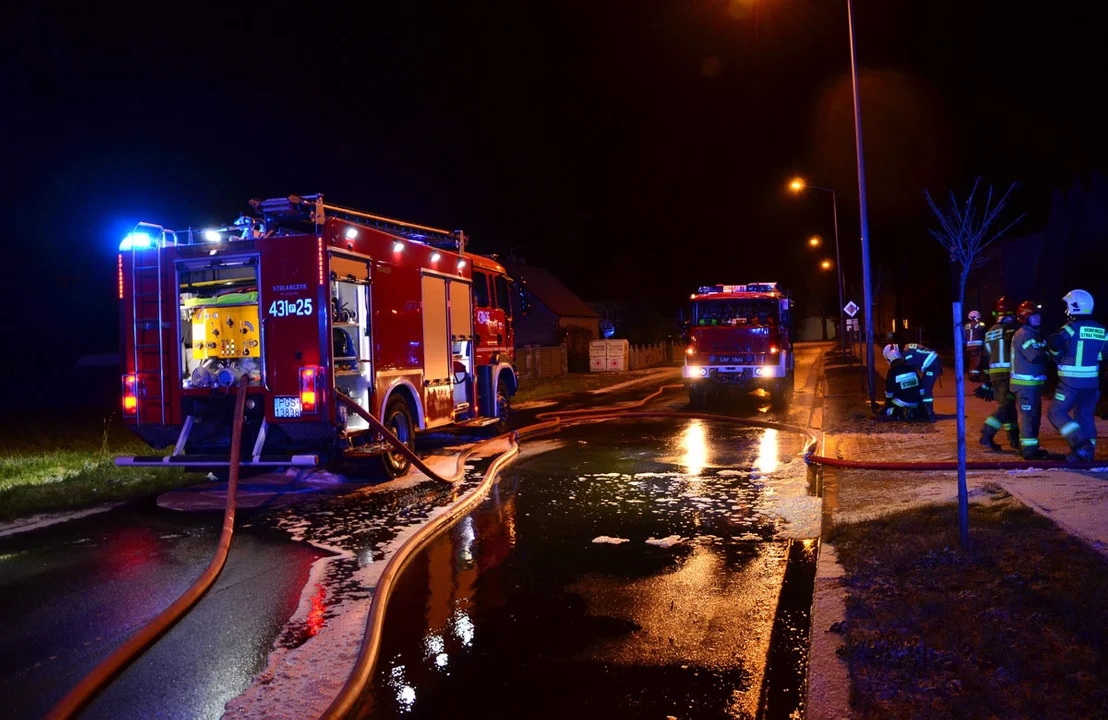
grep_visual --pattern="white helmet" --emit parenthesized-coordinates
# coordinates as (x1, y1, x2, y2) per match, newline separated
(968, 310, 981, 322)
(1063, 289, 1094, 316)
(882, 343, 901, 363)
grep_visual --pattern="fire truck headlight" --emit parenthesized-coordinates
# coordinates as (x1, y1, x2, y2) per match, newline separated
(770, 345, 779, 354)
(685, 346, 695, 355)
(345, 227, 359, 240)
(431, 252, 441, 262)
(457, 259, 467, 270)
(393, 241, 405, 252)
(203, 229, 222, 243)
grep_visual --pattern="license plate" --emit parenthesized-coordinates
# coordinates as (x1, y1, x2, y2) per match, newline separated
(274, 396, 303, 418)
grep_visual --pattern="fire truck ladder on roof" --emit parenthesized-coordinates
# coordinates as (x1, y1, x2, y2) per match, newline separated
(129, 223, 176, 426)
(248, 194, 467, 254)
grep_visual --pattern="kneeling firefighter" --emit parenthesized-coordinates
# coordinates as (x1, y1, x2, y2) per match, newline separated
(1047, 289, 1105, 462)
(1010, 300, 1050, 460)
(979, 297, 1019, 451)
(902, 342, 942, 421)
(882, 344, 923, 419)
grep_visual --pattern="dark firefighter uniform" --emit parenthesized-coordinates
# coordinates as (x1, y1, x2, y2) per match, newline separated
(1047, 313, 1106, 462)
(964, 315, 986, 381)
(884, 357, 923, 418)
(1010, 316, 1049, 459)
(979, 309, 1019, 450)
(902, 343, 942, 421)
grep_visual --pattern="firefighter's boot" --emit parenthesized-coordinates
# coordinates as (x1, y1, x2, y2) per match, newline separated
(979, 431, 1002, 452)
(926, 405, 936, 423)
(1008, 429, 1021, 450)
(1068, 443, 1096, 464)
(1021, 447, 1050, 461)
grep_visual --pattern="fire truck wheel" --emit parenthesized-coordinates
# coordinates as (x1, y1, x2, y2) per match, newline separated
(495, 384, 512, 432)
(381, 398, 415, 478)
(688, 385, 707, 409)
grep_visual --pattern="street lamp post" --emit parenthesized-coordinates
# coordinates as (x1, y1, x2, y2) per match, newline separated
(790, 181, 846, 353)
(847, 0, 877, 407)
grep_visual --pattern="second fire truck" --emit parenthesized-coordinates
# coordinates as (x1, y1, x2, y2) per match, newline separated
(116, 194, 518, 476)
(683, 283, 795, 407)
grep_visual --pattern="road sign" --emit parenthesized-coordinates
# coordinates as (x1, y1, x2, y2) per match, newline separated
(843, 301, 859, 318)
(846, 318, 859, 331)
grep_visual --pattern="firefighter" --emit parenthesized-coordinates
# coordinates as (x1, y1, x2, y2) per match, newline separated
(1010, 300, 1050, 460)
(979, 297, 1019, 451)
(964, 310, 986, 381)
(881, 344, 923, 419)
(901, 342, 942, 422)
(1046, 289, 1106, 462)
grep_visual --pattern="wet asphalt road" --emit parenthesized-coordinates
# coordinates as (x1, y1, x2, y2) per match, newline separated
(0, 345, 826, 719)
(360, 417, 816, 720)
(0, 502, 323, 719)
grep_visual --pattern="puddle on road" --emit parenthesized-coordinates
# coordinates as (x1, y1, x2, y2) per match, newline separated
(359, 419, 817, 720)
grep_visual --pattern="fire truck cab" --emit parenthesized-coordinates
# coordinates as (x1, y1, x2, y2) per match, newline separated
(117, 194, 517, 477)
(682, 283, 795, 407)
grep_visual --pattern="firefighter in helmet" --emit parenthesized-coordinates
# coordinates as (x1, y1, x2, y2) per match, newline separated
(1010, 300, 1050, 460)
(964, 310, 986, 381)
(901, 342, 942, 422)
(1046, 289, 1106, 462)
(881, 344, 923, 419)
(979, 296, 1019, 451)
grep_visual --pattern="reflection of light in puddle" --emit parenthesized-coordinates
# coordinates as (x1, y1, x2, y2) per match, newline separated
(756, 428, 778, 474)
(681, 420, 708, 476)
(453, 611, 475, 646)
(461, 516, 475, 563)
(423, 633, 444, 657)
(398, 684, 416, 709)
(435, 652, 449, 668)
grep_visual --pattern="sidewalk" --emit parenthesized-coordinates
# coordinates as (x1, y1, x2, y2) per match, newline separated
(808, 356, 1108, 720)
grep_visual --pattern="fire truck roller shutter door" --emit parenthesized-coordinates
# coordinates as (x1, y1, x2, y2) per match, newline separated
(421, 274, 454, 427)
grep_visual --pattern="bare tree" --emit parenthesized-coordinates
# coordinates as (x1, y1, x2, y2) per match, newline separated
(925, 179, 1024, 547)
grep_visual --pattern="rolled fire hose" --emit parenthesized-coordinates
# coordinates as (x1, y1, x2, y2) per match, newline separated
(46, 376, 251, 720)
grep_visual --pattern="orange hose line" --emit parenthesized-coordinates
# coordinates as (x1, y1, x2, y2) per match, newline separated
(46, 377, 250, 720)
(320, 432, 521, 720)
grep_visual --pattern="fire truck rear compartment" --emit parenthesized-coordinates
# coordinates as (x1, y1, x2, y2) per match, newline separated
(178, 257, 264, 391)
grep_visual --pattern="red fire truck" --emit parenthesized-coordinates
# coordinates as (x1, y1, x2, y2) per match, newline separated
(682, 283, 795, 407)
(116, 194, 517, 476)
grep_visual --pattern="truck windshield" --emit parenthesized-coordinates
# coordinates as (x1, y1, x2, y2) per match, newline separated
(694, 300, 778, 327)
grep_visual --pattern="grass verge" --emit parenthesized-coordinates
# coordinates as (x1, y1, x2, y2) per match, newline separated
(513, 366, 679, 404)
(0, 412, 185, 523)
(828, 488, 1108, 719)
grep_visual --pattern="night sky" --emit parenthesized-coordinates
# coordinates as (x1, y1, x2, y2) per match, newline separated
(6, 1, 1108, 375)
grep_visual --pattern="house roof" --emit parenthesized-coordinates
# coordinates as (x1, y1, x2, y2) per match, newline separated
(503, 262, 599, 319)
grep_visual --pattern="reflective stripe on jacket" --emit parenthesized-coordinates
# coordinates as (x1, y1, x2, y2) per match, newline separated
(1052, 319, 1107, 388)
(982, 318, 1017, 376)
(903, 343, 939, 372)
(1010, 324, 1048, 387)
(964, 321, 986, 347)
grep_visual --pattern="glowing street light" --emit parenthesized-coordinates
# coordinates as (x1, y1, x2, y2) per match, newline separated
(789, 179, 847, 354)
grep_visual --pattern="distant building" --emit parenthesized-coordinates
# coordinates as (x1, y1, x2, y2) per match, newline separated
(503, 259, 600, 370)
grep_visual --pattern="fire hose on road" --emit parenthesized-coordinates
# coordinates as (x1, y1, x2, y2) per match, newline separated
(46, 377, 252, 720)
(48, 378, 1108, 719)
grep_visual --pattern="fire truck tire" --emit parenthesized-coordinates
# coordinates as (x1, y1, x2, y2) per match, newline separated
(688, 385, 707, 409)
(381, 398, 416, 478)
(495, 384, 512, 432)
